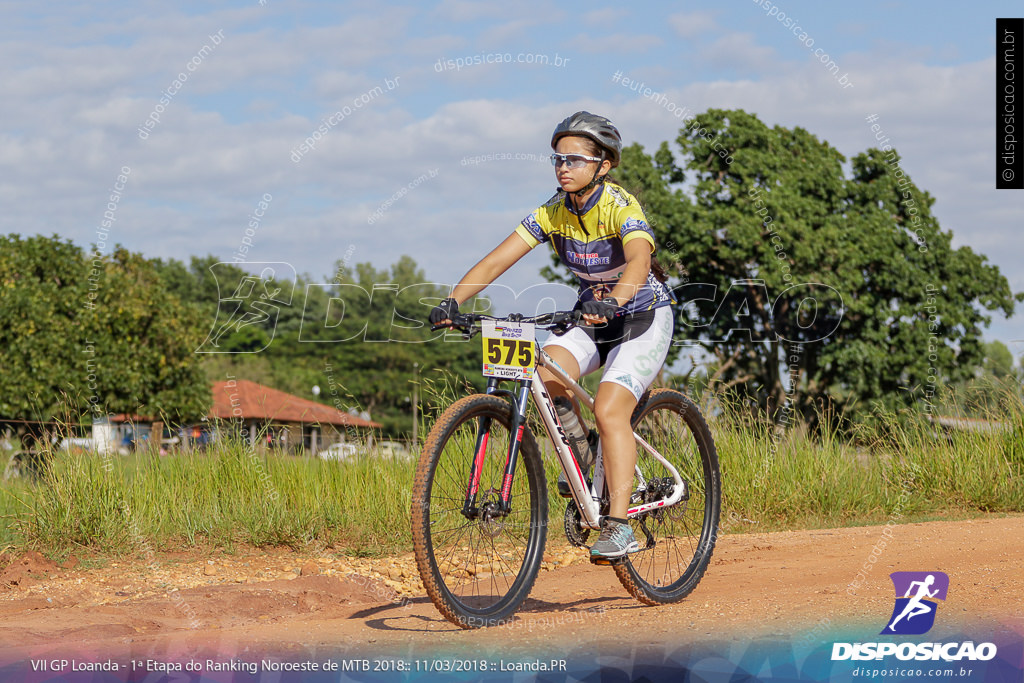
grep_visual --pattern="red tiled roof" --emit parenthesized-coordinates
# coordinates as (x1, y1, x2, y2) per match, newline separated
(209, 379, 382, 428)
(109, 413, 158, 424)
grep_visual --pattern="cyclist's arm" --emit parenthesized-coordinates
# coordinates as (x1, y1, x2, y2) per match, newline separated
(450, 232, 532, 304)
(604, 238, 652, 307)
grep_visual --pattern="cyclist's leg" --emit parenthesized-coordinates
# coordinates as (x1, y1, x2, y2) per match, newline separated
(594, 382, 641, 519)
(541, 331, 600, 497)
(538, 346, 581, 400)
(538, 327, 598, 402)
(594, 307, 675, 519)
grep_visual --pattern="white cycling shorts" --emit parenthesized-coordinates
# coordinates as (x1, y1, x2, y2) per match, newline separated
(542, 306, 674, 401)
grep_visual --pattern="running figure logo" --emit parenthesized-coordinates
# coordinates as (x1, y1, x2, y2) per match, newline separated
(881, 571, 949, 635)
(196, 263, 295, 353)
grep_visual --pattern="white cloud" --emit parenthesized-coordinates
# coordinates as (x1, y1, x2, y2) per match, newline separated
(568, 32, 664, 54)
(0, 2, 1020, 345)
(699, 32, 778, 73)
(668, 11, 719, 40)
(432, 0, 510, 23)
(582, 8, 629, 27)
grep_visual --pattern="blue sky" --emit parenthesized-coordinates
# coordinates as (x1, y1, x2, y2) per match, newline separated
(2, 0, 1022, 360)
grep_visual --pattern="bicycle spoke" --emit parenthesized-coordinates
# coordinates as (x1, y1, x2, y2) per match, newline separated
(413, 393, 546, 625)
(613, 390, 720, 604)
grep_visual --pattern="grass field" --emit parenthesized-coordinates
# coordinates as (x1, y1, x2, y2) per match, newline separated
(2, 388, 1022, 560)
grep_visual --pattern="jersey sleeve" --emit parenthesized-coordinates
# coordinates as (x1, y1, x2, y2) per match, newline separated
(514, 211, 549, 249)
(619, 211, 656, 253)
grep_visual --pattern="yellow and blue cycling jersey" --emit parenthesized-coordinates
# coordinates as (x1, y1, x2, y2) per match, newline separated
(514, 182, 673, 315)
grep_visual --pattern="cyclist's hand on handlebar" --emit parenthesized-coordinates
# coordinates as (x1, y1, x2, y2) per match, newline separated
(580, 297, 620, 325)
(548, 309, 582, 336)
(429, 297, 460, 327)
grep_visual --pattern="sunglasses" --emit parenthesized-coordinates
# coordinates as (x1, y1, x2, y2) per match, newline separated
(549, 153, 603, 170)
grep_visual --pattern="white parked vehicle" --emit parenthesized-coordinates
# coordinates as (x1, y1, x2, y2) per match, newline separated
(318, 442, 359, 461)
(372, 440, 413, 458)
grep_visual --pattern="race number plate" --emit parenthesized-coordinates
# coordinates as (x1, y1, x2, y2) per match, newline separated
(481, 321, 536, 380)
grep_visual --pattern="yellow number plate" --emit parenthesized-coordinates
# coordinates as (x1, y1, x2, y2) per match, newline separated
(481, 321, 536, 380)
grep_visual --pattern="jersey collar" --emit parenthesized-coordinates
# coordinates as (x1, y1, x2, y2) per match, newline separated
(565, 183, 605, 216)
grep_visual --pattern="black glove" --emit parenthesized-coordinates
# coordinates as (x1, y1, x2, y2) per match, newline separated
(580, 297, 620, 320)
(429, 297, 460, 325)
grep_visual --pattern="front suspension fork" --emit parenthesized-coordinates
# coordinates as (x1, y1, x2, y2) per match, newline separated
(461, 378, 531, 519)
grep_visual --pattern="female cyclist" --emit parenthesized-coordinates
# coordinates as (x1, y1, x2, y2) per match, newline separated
(429, 111, 674, 559)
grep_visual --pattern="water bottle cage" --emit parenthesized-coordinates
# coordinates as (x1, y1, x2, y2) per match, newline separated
(566, 432, 592, 469)
(554, 397, 593, 470)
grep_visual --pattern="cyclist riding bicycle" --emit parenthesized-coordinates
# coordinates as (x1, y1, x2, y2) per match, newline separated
(430, 111, 674, 559)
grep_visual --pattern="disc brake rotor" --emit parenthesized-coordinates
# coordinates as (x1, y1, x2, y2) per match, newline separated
(477, 488, 507, 538)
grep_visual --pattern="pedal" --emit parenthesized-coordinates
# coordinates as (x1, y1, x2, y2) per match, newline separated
(588, 555, 625, 567)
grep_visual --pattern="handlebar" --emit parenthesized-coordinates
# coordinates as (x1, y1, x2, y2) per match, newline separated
(430, 310, 582, 337)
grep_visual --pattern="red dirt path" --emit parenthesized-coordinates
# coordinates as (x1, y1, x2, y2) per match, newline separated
(1, 516, 1021, 664)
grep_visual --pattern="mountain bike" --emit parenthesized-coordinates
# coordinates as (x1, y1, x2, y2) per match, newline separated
(411, 310, 721, 629)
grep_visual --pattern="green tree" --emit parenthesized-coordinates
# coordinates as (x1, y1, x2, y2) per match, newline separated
(983, 340, 1014, 379)
(614, 109, 1020, 425)
(0, 235, 211, 448)
(83, 247, 211, 421)
(308, 255, 481, 435)
(181, 253, 482, 437)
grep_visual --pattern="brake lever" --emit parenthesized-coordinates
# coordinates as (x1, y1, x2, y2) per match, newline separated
(547, 310, 582, 336)
(430, 313, 478, 334)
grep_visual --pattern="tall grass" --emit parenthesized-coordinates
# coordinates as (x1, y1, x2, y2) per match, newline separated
(0, 472, 29, 552)
(1, 381, 1021, 559)
(715, 386, 1024, 530)
(2, 441, 416, 558)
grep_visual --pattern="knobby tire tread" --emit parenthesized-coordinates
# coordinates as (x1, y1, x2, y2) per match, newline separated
(612, 388, 721, 606)
(411, 393, 547, 629)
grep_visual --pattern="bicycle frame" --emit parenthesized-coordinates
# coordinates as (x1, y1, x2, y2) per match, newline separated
(460, 342, 687, 531)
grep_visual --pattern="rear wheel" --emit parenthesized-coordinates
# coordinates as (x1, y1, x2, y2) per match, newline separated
(612, 389, 721, 605)
(411, 394, 547, 628)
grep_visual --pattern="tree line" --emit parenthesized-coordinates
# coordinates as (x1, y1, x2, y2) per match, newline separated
(1, 109, 1019, 447)
(613, 109, 1020, 427)
(0, 243, 482, 446)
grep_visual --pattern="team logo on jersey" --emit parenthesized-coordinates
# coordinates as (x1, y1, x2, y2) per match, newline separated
(621, 217, 651, 237)
(881, 572, 949, 635)
(520, 214, 546, 241)
(606, 185, 630, 207)
(566, 250, 610, 266)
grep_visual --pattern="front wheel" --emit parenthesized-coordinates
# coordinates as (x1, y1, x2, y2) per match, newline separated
(411, 394, 547, 629)
(613, 389, 721, 605)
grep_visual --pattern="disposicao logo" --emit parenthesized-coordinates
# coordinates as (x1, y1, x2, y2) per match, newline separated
(831, 571, 997, 663)
(882, 571, 948, 635)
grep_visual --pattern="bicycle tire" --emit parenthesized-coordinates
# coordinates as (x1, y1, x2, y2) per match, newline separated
(612, 388, 721, 605)
(411, 393, 547, 629)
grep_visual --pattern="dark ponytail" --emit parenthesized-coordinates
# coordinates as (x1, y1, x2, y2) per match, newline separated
(649, 256, 669, 283)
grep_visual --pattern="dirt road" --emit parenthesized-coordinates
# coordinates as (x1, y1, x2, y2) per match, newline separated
(1, 516, 1022, 675)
